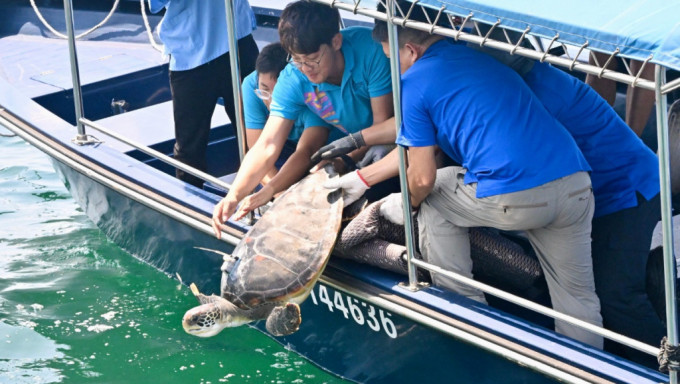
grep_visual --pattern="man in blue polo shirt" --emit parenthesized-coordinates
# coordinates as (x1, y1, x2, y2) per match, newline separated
(149, 0, 259, 188)
(211, 0, 393, 233)
(530, 61, 662, 365)
(461, 28, 664, 364)
(393, 36, 601, 348)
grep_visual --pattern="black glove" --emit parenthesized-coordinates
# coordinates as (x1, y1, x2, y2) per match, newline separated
(311, 132, 366, 163)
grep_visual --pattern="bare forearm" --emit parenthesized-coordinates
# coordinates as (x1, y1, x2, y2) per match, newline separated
(227, 117, 293, 201)
(259, 167, 278, 186)
(266, 150, 313, 195)
(358, 148, 399, 186)
(406, 146, 437, 207)
(228, 145, 279, 201)
(408, 177, 433, 208)
(361, 116, 397, 146)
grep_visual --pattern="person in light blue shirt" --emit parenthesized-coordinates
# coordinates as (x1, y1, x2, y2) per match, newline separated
(241, 42, 338, 187)
(211, 1, 394, 236)
(148, 0, 259, 188)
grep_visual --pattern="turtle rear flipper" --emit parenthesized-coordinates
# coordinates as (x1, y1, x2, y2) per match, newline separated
(265, 303, 301, 336)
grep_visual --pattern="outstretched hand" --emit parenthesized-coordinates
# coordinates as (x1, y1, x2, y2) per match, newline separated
(322, 170, 370, 206)
(310, 131, 366, 163)
(212, 196, 239, 239)
(232, 185, 275, 221)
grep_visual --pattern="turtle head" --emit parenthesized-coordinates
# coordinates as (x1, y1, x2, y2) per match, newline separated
(182, 303, 227, 337)
(182, 298, 252, 337)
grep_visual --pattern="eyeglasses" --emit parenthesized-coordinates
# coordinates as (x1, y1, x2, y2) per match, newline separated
(254, 88, 271, 101)
(287, 46, 327, 70)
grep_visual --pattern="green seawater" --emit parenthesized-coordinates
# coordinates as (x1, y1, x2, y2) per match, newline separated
(0, 132, 346, 384)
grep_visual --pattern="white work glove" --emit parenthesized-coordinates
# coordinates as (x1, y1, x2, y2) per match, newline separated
(322, 170, 370, 206)
(356, 144, 394, 169)
(379, 193, 405, 225)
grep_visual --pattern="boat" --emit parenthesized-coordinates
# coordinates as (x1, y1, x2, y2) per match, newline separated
(1, 0, 679, 383)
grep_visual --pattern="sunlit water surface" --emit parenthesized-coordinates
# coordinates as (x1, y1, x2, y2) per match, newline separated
(0, 131, 346, 384)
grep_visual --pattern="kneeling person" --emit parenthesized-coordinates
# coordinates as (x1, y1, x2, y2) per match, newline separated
(373, 7, 603, 348)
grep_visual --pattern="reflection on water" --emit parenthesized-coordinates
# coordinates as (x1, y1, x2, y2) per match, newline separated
(0, 132, 344, 383)
(0, 321, 66, 384)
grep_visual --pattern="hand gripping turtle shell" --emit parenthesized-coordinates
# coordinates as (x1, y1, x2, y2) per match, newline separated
(182, 165, 343, 337)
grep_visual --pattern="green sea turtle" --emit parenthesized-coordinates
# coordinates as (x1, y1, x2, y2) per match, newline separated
(182, 166, 343, 337)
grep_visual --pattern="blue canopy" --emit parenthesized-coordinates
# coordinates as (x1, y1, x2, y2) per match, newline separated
(413, 0, 680, 72)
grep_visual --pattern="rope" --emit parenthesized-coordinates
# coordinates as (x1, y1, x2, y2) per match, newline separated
(140, 0, 164, 53)
(658, 336, 680, 373)
(30, 0, 120, 40)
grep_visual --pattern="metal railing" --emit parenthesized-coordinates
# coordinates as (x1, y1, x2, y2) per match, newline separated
(79, 118, 234, 192)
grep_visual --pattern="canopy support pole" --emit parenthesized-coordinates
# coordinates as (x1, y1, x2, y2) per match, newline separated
(224, 0, 247, 162)
(386, 0, 424, 292)
(63, 0, 89, 144)
(656, 64, 679, 382)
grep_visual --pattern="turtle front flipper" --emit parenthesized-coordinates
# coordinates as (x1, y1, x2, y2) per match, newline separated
(265, 303, 301, 336)
(189, 283, 222, 306)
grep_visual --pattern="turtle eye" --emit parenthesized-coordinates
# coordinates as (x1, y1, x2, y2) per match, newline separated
(191, 315, 199, 323)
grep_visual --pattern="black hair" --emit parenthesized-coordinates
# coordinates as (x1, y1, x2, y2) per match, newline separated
(279, 0, 340, 54)
(255, 42, 288, 78)
(372, 0, 440, 47)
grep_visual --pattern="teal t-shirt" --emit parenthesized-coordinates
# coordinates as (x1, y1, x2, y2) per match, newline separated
(242, 71, 334, 142)
(269, 27, 392, 138)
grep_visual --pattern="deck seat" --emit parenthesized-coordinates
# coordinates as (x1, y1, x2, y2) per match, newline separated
(93, 100, 231, 156)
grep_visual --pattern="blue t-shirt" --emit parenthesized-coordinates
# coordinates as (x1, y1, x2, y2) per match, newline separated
(397, 40, 590, 198)
(524, 62, 659, 217)
(269, 27, 392, 138)
(150, 0, 256, 71)
(242, 71, 334, 142)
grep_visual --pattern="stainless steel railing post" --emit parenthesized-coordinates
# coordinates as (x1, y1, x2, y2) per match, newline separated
(386, 0, 421, 290)
(224, 0, 247, 162)
(63, 0, 87, 143)
(656, 64, 679, 383)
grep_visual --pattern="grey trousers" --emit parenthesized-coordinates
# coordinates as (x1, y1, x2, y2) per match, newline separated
(418, 167, 603, 348)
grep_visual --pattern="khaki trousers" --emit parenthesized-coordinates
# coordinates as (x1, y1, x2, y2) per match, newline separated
(418, 166, 603, 348)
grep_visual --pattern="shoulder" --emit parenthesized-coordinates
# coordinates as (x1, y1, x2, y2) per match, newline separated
(277, 65, 307, 86)
(243, 71, 257, 88)
(341, 27, 380, 50)
(341, 26, 373, 38)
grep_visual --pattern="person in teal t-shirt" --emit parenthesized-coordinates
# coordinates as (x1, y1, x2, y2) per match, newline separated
(211, 1, 394, 237)
(242, 42, 338, 187)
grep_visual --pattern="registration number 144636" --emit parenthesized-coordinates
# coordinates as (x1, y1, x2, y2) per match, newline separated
(308, 284, 398, 339)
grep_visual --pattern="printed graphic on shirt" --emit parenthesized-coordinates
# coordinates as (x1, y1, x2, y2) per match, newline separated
(304, 87, 348, 135)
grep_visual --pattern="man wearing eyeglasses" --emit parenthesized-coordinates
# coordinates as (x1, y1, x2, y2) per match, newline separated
(241, 42, 342, 187)
(212, 0, 394, 234)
